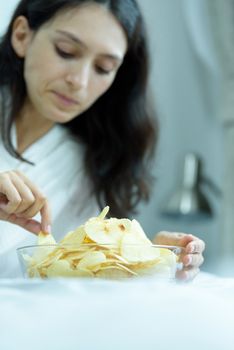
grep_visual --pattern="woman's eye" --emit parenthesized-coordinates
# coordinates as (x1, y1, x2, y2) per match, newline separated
(96, 66, 112, 75)
(55, 46, 74, 59)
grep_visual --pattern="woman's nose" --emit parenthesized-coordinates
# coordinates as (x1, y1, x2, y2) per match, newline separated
(65, 62, 90, 90)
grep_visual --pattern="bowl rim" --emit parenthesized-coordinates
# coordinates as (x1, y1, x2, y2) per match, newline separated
(16, 243, 184, 253)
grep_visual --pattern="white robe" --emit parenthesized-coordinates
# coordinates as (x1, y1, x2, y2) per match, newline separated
(0, 124, 99, 277)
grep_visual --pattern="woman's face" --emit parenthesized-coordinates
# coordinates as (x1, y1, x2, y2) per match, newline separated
(11, 3, 127, 123)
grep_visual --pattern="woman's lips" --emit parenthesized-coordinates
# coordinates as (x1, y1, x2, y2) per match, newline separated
(53, 91, 79, 107)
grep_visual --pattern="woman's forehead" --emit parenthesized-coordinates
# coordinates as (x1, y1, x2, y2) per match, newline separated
(45, 3, 121, 37)
(42, 3, 128, 56)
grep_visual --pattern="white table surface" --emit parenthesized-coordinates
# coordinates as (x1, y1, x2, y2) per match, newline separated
(0, 272, 234, 350)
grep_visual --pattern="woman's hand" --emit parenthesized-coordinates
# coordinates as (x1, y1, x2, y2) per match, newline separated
(153, 231, 205, 281)
(0, 170, 51, 234)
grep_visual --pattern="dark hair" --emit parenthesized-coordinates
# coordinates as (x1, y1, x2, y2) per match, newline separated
(0, 0, 158, 217)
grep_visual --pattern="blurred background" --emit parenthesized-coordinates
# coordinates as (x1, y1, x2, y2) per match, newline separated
(1, 0, 233, 276)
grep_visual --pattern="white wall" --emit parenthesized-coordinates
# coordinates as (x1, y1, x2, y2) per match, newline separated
(136, 0, 223, 274)
(0, 0, 224, 274)
(0, 0, 18, 33)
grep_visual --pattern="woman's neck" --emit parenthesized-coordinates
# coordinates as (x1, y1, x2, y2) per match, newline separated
(15, 101, 54, 154)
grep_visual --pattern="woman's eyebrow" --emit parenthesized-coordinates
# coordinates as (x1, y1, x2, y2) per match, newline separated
(55, 30, 123, 63)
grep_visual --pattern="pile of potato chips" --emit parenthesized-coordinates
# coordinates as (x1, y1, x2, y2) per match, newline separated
(22, 207, 179, 279)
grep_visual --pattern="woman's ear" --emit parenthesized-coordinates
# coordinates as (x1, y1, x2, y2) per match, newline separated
(11, 16, 33, 58)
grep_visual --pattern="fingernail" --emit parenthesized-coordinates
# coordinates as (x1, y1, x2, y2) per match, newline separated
(189, 245, 195, 253)
(42, 225, 51, 234)
(185, 256, 192, 266)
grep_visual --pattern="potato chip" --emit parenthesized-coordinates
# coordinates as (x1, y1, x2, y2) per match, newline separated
(120, 234, 160, 263)
(159, 248, 177, 267)
(21, 206, 180, 279)
(46, 260, 94, 278)
(115, 263, 138, 276)
(36, 247, 65, 268)
(38, 231, 56, 245)
(131, 219, 152, 244)
(59, 226, 86, 245)
(106, 252, 130, 265)
(77, 251, 106, 270)
(84, 218, 130, 245)
(132, 262, 173, 278)
(32, 231, 57, 263)
(60, 247, 96, 261)
(27, 266, 41, 278)
(95, 266, 132, 279)
(98, 206, 110, 220)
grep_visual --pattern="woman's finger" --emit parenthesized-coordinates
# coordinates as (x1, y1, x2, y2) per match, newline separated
(17, 194, 51, 233)
(176, 267, 200, 282)
(13, 171, 51, 231)
(154, 232, 205, 255)
(0, 171, 52, 233)
(0, 208, 11, 221)
(40, 200, 52, 232)
(18, 192, 46, 218)
(0, 171, 37, 215)
(182, 253, 204, 268)
(0, 193, 8, 204)
(10, 174, 36, 213)
(186, 239, 206, 254)
(0, 176, 22, 214)
(154, 231, 194, 247)
(7, 214, 42, 235)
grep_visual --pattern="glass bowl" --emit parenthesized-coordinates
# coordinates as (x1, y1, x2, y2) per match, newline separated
(17, 243, 184, 280)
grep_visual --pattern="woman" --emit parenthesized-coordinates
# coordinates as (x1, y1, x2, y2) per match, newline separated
(0, 0, 205, 278)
